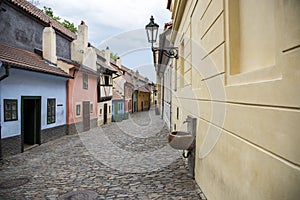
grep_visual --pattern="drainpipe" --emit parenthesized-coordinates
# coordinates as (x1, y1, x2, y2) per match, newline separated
(162, 74, 164, 120)
(0, 63, 10, 82)
(0, 62, 9, 159)
(170, 64, 172, 131)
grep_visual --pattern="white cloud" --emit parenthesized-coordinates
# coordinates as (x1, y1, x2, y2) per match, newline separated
(37, 0, 170, 82)
(38, 0, 170, 40)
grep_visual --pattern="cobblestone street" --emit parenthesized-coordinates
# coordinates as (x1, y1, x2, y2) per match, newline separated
(0, 109, 206, 199)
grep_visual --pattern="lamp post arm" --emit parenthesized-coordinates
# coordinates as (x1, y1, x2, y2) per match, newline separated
(152, 47, 178, 59)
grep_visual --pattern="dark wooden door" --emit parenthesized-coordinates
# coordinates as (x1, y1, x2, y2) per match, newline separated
(83, 101, 90, 132)
(103, 103, 107, 124)
(24, 99, 35, 144)
(22, 97, 41, 149)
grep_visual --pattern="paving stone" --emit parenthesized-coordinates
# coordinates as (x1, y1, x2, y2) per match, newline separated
(0, 109, 206, 199)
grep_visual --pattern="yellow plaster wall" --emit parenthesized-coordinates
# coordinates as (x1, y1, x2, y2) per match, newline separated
(170, 0, 300, 199)
(137, 91, 150, 111)
(57, 60, 72, 74)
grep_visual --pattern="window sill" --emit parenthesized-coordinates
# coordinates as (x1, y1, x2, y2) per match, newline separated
(226, 65, 281, 86)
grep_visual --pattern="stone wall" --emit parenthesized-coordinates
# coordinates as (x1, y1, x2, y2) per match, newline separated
(41, 125, 67, 143)
(67, 118, 98, 135)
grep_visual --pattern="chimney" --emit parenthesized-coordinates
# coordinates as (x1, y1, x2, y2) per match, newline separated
(78, 21, 88, 50)
(105, 46, 110, 65)
(71, 21, 88, 64)
(116, 57, 121, 68)
(42, 26, 57, 64)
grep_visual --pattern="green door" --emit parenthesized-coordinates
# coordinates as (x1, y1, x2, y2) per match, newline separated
(114, 103, 119, 116)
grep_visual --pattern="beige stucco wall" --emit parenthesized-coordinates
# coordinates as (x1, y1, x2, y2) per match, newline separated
(42, 26, 57, 64)
(170, 0, 300, 199)
(71, 22, 97, 71)
(57, 60, 72, 73)
(98, 101, 112, 126)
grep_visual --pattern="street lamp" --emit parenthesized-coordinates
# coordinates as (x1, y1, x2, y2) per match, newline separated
(145, 16, 178, 59)
(145, 16, 159, 49)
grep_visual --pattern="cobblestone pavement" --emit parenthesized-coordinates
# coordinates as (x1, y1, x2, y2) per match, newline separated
(0, 109, 206, 199)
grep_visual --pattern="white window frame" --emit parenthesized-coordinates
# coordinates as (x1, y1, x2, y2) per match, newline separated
(75, 103, 81, 117)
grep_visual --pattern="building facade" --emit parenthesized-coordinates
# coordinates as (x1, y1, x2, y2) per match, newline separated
(0, 44, 70, 157)
(112, 89, 125, 122)
(167, 0, 300, 199)
(111, 61, 133, 118)
(96, 47, 115, 126)
(65, 21, 98, 134)
(132, 71, 152, 112)
(0, 0, 76, 157)
(156, 23, 173, 129)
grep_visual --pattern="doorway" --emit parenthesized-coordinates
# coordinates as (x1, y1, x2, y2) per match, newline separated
(141, 101, 144, 111)
(133, 102, 137, 112)
(103, 103, 107, 124)
(21, 96, 41, 151)
(83, 101, 90, 132)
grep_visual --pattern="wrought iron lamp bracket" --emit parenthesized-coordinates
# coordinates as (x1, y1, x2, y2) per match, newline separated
(152, 47, 179, 59)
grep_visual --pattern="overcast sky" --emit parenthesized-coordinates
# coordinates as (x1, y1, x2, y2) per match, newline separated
(35, 0, 171, 82)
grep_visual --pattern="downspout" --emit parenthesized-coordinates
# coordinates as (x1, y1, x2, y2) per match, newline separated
(162, 74, 165, 120)
(0, 63, 9, 159)
(123, 82, 125, 113)
(170, 63, 172, 131)
(0, 64, 10, 82)
(66, 67, 77, 134)
(158, 31, 166, 120)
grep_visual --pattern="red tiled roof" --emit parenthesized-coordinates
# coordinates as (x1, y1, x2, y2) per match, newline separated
(138, 86, 150, 93)
(123, 74, 133, 85)
(111, 63, 134, 85)
(0, 44, 71, 78)
(7, 0, 76, 40)
(112, 89, 123, 100)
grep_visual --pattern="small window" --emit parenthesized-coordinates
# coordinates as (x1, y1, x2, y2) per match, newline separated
(176, 107, 179, 120)
(47, 98, 56, 124)
(90, 103, 93, 114)
(83, 73, 88, 89)
(76, 104, 81, 116)
(99, 108, 102, 116)
(104, 75, 110, 85)
(154, 92, 157, 96)
(4, 99, 18, 121)
(109, 105, 111, 113)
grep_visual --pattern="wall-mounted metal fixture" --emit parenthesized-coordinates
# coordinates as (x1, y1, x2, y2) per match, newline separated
(145, 16, 178, 59)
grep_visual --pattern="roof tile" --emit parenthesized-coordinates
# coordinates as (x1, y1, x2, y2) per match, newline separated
(138, 86, 150, 93)
(0, 43, 71, 78)
(112, 89, 123, 100)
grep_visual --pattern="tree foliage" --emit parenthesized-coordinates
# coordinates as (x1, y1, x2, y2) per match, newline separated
(43, 6, 77, 33)
(101, 50, 119, 61)
(110, 52, 119, 61)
